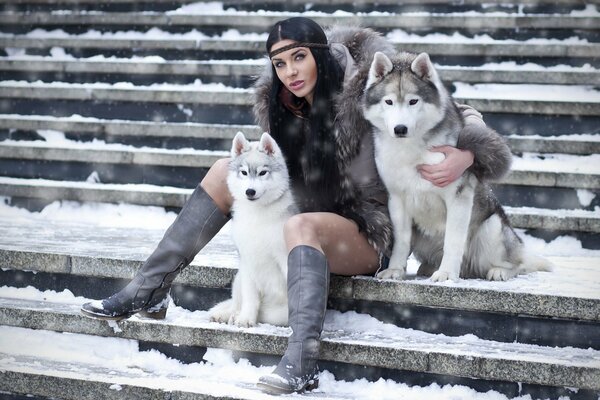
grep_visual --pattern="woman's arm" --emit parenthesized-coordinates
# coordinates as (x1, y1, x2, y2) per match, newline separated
(419, 104, 512, 187)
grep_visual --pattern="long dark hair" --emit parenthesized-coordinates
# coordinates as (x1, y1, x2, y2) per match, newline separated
(266, 17, 345, 212)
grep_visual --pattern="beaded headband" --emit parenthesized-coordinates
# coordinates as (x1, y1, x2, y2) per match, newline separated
(268, 42, 330, 58)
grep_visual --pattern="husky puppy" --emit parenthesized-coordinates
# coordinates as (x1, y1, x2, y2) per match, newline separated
(363, 51, 551, 282)
(208, 132, 297, 326)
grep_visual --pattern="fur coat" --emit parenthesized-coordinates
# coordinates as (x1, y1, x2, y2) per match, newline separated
(252, 26, 512, 259)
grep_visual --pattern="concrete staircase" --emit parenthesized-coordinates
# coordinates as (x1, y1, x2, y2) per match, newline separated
(0, 0, 599, 399)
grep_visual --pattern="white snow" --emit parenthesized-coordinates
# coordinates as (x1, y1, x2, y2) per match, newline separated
(511, 153, 600, 174)
(1, 129, 228, 157)
(0, 286, 598, 399)
(577, 189, 597, 207)
(0, 325, 529, 400)
(453, 83, 600, 102)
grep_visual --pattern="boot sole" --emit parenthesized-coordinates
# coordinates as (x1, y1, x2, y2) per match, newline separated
(80, 307, 167, 321)
(256, 379, 319, 395)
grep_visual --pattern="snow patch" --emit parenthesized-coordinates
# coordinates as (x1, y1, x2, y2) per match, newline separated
(576, 189, 597, 207)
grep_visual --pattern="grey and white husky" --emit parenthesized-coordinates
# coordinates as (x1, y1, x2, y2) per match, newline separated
(208, 132, 297, 326)
(363, 51, 551, 282)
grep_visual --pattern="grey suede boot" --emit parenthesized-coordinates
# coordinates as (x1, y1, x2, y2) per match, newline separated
(257, 245, 330, 395)
(81, 184, 229, 321)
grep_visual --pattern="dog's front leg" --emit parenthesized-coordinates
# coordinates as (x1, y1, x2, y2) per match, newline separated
(431, 182, 475, 282)
(231, 268, 260, 327)
(377, 195, 411, 280)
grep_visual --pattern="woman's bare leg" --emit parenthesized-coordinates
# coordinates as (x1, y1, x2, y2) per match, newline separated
(284, 212, 380, 276)
(201, 157, 233, 214)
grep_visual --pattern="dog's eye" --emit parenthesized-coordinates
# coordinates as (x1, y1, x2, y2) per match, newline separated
(385, 99, 393, 105)
(259, 170, 268, 176)
(240, 170, 248, 176)
(409, 99, 419, 105)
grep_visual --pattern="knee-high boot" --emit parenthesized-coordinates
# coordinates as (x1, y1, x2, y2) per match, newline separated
(257, 245, 330, 395)
(81, 184, 229, 320)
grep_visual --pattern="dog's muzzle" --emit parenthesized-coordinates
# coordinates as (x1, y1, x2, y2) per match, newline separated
(246, 188, 257, 200)
(394, 125, 408, 138)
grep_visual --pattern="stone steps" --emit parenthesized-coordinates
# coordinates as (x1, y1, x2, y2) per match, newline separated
(0, 216, 599, 322)
(1, 81, 598, 116)
(0, 344, 281, 400)
(3, 11, 599, 31)
(2, 115, 598, 154)
(1, 177, 598, 233)
(1, 142, 598, 188)
(2, 57, 598, 85)
(2, 36, 598, 60)
(1, 296, 599, 392)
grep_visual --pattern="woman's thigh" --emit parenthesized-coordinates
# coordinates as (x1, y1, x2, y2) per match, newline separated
(284, 212, 380, 276)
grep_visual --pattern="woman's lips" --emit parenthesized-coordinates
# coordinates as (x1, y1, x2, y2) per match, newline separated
(289, 80, 305, 90)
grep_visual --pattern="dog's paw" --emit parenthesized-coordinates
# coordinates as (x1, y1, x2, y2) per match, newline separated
(376, 268, 405, 280)
(430, 270, 459, 282)
(208, 303, 233, 324)
(230, 314, 257, 328)
(486, 267, 513, 281)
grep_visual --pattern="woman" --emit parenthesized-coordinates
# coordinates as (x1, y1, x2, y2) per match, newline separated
(81, 17, 511, 395)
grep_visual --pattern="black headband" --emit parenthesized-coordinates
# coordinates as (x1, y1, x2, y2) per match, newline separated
(269, 42, 329, 58)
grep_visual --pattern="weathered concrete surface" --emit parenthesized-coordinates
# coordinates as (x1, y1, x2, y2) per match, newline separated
(1, 298, 599, 390)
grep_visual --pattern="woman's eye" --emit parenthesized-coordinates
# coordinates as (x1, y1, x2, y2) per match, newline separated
(385, 99, 393, 105)
(295, 53, 305, 61)
(274, 62, 283, 68)
(409, 99, 419, 105)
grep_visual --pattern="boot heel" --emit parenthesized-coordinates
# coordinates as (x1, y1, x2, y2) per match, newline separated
(138, 307, 167, 320)
(304, 378, 319, 392)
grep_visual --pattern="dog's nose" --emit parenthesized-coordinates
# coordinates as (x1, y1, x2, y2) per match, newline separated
(246, 188, 256, 198)
(394, 125, 407, 137)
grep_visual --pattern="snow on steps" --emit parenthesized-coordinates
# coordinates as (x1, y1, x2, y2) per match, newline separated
(1, 115, 599, 155)
(2, 57, 598, 85)
(0, 114, 259, 140)
(0, 296, 599, 391)
(0, 142, 598, 189)
(0, 218, 598, 322)
(2, 11, 599, 31)
(1, 36, 598, 59)
(1, 81, 599, 116)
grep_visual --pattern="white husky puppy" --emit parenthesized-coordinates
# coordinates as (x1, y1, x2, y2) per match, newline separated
(363, 51, 551, 282)
(208, 132, 297, 327)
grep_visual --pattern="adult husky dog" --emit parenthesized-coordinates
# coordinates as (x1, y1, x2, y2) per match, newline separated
(363, 51, 551, 282)
(209, 132, 296, 326)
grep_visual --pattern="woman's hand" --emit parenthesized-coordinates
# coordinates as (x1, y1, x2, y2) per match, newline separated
(417, 146, 474, 187)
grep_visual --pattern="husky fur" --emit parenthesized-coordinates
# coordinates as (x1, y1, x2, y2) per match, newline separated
(208, 132, 297, 326)
(363, 51, 552, 281)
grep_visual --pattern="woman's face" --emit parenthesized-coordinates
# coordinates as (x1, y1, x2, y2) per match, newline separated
(270, 39, 318, 105)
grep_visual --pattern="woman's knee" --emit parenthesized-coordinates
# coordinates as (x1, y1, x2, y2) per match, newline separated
(201, 158, 232, 213)
(283, 214, 320, 246)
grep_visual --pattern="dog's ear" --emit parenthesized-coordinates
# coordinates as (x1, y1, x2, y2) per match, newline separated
(366, 52, 393, 89)
(259, 132, 279, 156)
(231, 131, 250, 157)
(411, 53, 438, 82)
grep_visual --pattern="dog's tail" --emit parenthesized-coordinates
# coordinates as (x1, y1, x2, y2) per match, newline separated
(518, 251, 554, 274)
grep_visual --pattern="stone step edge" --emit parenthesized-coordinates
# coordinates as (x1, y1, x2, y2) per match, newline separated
(2, 115, 599, 155)
(2, 57, 597, 85)
(0, 354, 255, 400)
(2, 37, 597, 58)
(1, 297, 599, 390)
(0, 145, 598, 190)
(0, 175, 596, 230)
(1, 83, 598, 116)
(1, 246, 598, 321)
(2, 12, 599, 30)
